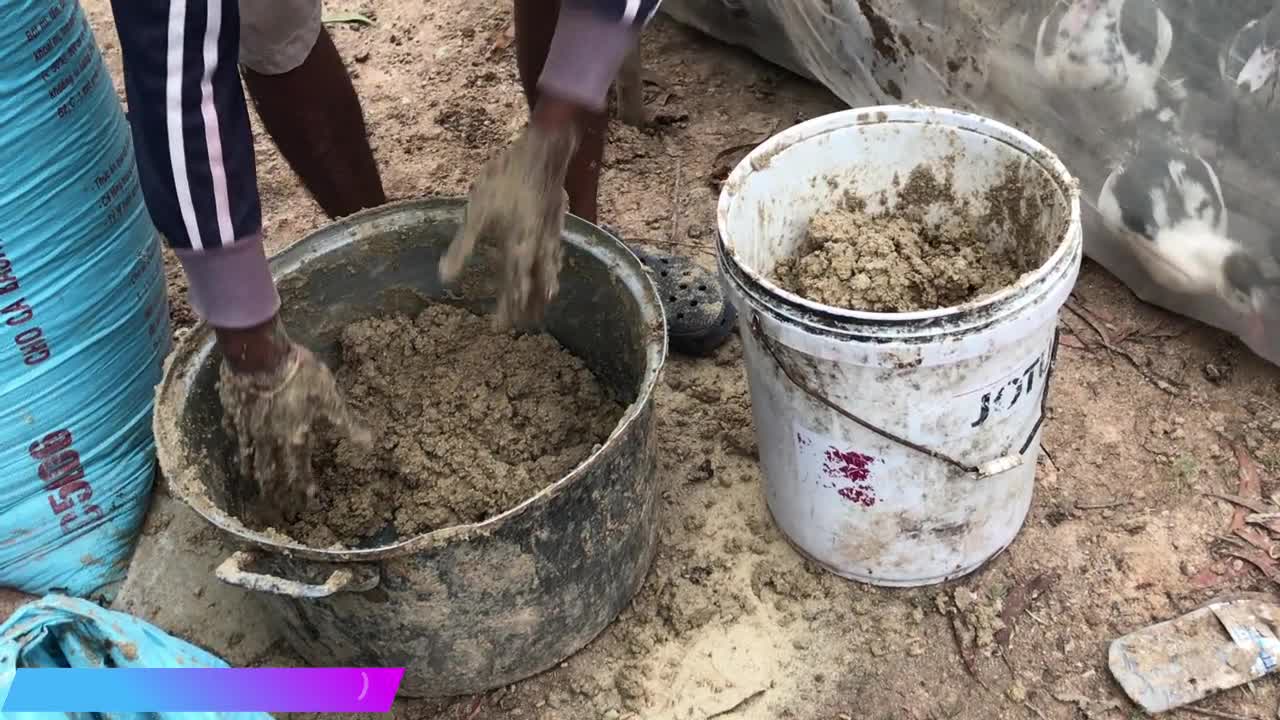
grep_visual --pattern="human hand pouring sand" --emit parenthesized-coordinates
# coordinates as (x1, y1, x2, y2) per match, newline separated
(439, 124, 579, 330)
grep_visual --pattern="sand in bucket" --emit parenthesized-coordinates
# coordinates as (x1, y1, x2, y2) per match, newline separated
(774, 163, 1059, 313)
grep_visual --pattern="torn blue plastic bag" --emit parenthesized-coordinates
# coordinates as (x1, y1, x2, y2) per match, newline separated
(0, 595, 273, 719)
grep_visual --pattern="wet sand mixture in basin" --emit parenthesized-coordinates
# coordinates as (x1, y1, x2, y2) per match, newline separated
(270, 304, 626, 548)
(773, 165, 1045, 312)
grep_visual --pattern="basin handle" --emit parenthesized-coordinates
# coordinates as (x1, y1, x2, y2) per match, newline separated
(215, 550, 380, 598)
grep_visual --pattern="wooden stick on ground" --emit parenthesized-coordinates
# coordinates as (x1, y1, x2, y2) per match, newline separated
(705, 689, 766, 719)
(1023, 702, 1050, 720)
(1181, 705, 1265, 720)
(1064, 302, 1184, 395)
(1074, 498, 1130, 510)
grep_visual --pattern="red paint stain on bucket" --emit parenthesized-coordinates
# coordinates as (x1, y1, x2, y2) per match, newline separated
(824, 448, 877, 507)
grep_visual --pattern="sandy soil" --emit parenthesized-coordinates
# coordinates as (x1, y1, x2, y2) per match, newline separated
(773, 166, 1038, 312)
(81, 0, 1280, 718)
(271, 305, 624, 548)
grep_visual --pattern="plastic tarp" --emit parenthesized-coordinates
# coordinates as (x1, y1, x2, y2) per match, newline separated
(0, 595, 273, 720)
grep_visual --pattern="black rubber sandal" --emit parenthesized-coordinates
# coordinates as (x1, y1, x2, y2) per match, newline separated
(627, 249, 738, 360)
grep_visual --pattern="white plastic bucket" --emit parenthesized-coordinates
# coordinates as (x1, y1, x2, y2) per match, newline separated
(717, 106, 1082, 587)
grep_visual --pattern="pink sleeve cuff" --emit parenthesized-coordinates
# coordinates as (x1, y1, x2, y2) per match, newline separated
(174, 234, 281, 329)
(539, 6, 639, 112)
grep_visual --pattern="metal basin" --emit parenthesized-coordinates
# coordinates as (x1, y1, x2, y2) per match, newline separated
(153, 198, 666, 697)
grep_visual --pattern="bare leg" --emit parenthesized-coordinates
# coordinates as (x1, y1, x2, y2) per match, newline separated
(615, 46, 647, 127)
(513, 0, 608, 223)
(242, 28, 386, 219)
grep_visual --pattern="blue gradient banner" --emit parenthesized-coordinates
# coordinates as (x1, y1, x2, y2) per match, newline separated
(0, 668, 404, 712)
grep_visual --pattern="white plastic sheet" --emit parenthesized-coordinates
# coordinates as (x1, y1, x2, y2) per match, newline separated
(664, 0, 1280, 363)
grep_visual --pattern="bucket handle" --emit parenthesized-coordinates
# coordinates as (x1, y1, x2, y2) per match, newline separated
(215, 550, 380, 598)
(748, 313, 1059, 479)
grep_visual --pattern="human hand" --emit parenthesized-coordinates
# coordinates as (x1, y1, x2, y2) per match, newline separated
(216, 320, 371, 525)
(440, 120, 578, 329)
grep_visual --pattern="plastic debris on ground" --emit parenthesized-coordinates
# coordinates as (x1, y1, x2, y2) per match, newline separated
(1108, 593, 1280, 714)
(0, 594, 273, 720)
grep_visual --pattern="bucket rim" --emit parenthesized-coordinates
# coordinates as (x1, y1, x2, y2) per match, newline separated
(153, 197, 668, 563)
(715, 104, 1082, 325)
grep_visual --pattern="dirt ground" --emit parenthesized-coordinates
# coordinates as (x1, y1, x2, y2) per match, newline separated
(81, 1, 1280, 718)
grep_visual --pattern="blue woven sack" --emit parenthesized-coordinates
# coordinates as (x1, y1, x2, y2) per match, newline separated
(0, 0, 168, 598)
